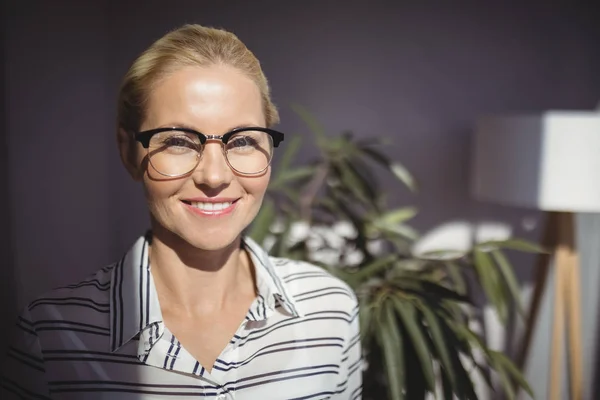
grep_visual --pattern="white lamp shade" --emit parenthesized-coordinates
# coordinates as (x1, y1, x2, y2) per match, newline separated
(471, 111, 600, 213)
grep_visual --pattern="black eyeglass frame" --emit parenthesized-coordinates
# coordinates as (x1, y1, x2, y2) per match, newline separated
(135, 126, 285, 148)
(133, 126, 285, 177)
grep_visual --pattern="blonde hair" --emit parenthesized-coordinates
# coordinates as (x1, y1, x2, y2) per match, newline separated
(117, 24, 279, 132)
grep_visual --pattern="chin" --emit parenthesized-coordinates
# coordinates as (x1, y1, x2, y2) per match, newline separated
(177, 228, 242, 252)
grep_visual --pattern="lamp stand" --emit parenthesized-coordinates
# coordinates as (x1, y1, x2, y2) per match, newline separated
(517, 211, 583, 400)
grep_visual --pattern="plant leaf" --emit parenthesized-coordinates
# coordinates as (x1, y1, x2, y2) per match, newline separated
(291, 103, 327, 145)
(491, 249, 525, 318)
(472, 360, 495, 390)
(442, 323, 479, 400)
(377, 299, 405, 400)
(351, 254, 398, 285)
(343, 158, 380, 208)
(417, 249, 467, 261)
(477, 238, 547, 254)
(329, 186, 372, 256)
(390, 162, 417, 192)
(392, 297, 435, 392)
(269, 166, 316, 190)
(441, 368, 454, 400)
(374, 207, 419, 226)
(376, 223, 420, 241)
(247, 199, 276, 245)
(445, 261, 467, 295)
(417, 302, 456, 389)
(270, 216, 293, 258)
(449, 323, 489, 354)
(473, 249, 508, 324)
(349, 154, 382, 199)
(326, 134, 359, 157)
(358, 294, 373, 345)
(276, 134, 302, 172)
(491, 350, 534, 397)
(331, 162, 372, 206)
(419, 280, 472, 304)
(453, 322, 532, 397)
(359, 146, 418, 192)
(496, 363, 516, 400)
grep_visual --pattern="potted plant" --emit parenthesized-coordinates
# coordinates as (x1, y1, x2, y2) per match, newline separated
(248, 105, 537, 400)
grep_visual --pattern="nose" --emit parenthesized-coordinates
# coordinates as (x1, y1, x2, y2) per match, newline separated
(192, 141, 233, 188)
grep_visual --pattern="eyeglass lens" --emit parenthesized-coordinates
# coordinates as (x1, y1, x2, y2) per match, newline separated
(147, 130, 274, 176)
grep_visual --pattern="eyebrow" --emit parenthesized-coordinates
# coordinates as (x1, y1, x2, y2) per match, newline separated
(160, 123, 261, 133)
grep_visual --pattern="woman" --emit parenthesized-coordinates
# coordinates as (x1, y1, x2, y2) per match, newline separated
(1, 24, 361, 399)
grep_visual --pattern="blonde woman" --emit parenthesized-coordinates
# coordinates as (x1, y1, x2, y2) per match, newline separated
(1, 24, 361, 399)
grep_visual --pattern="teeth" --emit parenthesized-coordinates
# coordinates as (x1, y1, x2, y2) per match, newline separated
(190, 202, 232, 211)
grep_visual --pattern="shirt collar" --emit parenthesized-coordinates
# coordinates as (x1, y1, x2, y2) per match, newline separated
(242, 236, 302, 318)
(109, 232, 159, 353)
(109, 233, 301, 353)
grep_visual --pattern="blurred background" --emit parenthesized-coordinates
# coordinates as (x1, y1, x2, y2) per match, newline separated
(1, 1, 599, 398)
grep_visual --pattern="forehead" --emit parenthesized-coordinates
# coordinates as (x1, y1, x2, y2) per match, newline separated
(142, 65, 264, 132)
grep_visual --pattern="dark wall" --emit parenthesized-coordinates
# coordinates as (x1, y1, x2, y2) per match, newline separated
(5, 0, 112, 306)
(1, 0, 17, 349)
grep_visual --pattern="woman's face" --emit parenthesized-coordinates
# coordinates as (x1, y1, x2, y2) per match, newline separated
(126, 65, 271, 251)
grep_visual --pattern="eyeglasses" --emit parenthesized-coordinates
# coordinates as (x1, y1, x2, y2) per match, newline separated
(135, 126, 285, 177)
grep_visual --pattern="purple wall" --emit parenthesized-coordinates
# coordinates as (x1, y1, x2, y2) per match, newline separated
(5, 1, 112, 307)
(1, 0, 16, 332)
(3, 0, 600, 397)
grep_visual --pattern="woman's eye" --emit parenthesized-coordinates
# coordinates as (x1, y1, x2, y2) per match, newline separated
(165, 137, 195, 148)
(229, 136, 257, 148)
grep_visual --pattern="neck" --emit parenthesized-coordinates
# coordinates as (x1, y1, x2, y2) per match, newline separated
(148, 225, 256, 316)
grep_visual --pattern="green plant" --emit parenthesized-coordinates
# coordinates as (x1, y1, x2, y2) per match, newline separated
(249, 105, 539, 400)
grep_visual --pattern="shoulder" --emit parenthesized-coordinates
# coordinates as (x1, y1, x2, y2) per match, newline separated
(269, 256, 358, 316)
(24, 263, 115, 331)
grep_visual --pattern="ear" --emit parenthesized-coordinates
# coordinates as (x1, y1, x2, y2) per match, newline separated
(117, 127, 143, 181)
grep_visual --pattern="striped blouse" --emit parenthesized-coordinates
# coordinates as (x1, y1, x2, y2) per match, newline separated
(0, 234, 362, 399)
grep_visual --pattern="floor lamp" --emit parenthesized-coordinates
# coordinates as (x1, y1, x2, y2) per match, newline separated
(470, 111, 600, 400)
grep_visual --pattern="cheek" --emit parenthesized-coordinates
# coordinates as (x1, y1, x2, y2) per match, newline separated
(142, 176, 183, 211)
(243, 170, 271, 201)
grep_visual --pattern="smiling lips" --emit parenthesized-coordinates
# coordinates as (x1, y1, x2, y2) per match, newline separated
(182, 198, 239, 216)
